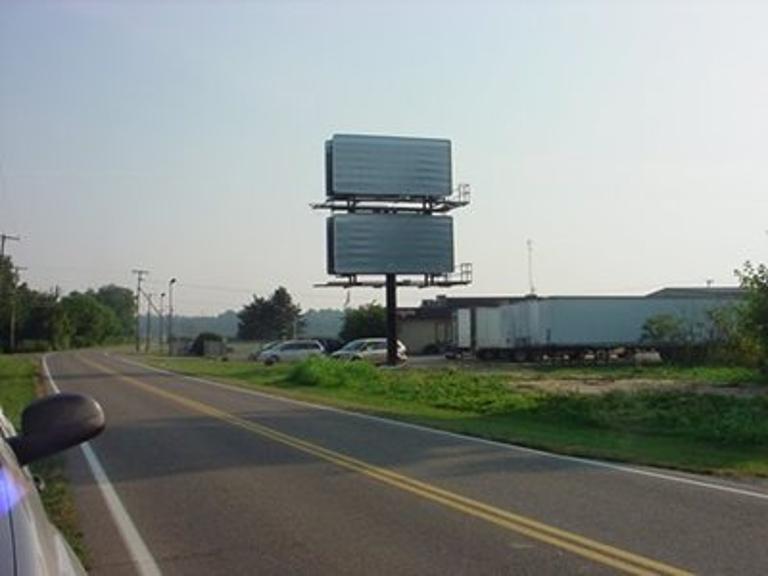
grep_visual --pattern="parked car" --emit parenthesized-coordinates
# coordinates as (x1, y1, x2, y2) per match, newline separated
(257, 339, 326, 365)
(248, 340, 280, 361)
(1, 393, 105, 576)
(331, 338, 408, 364)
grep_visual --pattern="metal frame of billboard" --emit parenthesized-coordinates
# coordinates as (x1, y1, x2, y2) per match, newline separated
(314, 134, 472, 364)
(312, 183, 471, 214)
(313, 263, 474, 289)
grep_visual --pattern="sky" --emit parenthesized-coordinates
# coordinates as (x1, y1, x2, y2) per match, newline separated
(1, 0, 767, 315)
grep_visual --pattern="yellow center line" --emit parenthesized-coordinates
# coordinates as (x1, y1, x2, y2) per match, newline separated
(78, 354, 693, 576)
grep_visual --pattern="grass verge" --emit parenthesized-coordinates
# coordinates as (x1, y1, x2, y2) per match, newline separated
(144, 356, 768, 478)
(0, 354, 88, 567)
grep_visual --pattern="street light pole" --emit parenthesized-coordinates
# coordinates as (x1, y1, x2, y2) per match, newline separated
(159, 292, 166, 350)
(168, 278, 176, 356)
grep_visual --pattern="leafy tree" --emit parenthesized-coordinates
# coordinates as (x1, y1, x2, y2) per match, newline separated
(0, 255, 135, 351)
(706, 304, 758, 365)
(89, 284, 136, 337)
(60, 292, 121, 347)
(17, 287, 72, 350)
(641, 314, 689, 346)
(736, 261, 768, 370)
(237, 286, 301, 340)
(0, 256, 19, 351)
(340, 303, 386, 342)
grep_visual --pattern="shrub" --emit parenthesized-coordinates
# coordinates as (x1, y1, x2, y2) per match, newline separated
(288, 356, 381, 388)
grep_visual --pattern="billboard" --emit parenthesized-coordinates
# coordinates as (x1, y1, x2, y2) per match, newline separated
(326, 134, 452, 199)
(327, 214, 454, 275)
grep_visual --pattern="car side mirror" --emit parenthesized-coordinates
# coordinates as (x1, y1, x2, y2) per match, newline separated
(8, 393, 105, 467)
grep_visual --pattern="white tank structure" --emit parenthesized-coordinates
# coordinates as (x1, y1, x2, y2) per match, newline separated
(464, 295, 741, 361)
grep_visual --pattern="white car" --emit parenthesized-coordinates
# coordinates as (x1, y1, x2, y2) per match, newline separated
(257, 340, 326, 365)
(331, 338, 408, 364)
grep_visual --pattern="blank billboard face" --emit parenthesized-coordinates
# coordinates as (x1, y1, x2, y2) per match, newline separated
(328, 214, 454, 275)
(326, 134, 452, 199)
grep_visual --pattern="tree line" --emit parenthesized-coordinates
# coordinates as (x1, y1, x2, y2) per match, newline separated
(7, 251, 766, 367)
(235, 286, 386, 343)
(0, 255, 135, 352)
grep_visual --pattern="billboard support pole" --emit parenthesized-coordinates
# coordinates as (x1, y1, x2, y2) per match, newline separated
(385, 274, 398, 366)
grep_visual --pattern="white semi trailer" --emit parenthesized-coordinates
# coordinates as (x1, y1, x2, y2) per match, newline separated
(456, 296, 737, 361)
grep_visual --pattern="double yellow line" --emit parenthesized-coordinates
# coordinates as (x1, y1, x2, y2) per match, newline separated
(80, 355, 691, 576)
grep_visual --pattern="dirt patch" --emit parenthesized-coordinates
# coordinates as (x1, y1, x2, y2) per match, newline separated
(508, 378, 768, 397)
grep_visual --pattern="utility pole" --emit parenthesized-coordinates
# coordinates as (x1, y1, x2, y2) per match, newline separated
(139, 288, 165, 353)
(9, 266, 27, 352)
(0, 233, 20, 258)
(168, 278, 176, 356)
(144, 292, 153, 354)
(385, 274, 398, 366)
(132, 269, 148, 352)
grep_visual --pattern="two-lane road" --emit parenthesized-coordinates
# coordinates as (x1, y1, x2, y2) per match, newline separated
(48, 351, 768, 575)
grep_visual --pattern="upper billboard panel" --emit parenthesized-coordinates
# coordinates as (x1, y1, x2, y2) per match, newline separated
(326, 134, 452, 199)
(328, 213, 454, 275)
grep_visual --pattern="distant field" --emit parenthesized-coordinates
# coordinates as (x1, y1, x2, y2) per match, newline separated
(144, 355, 768, 477)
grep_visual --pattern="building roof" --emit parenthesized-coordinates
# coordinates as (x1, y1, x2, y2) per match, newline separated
(645, 287, 745, 299)
(398, 287, 745, 320)
(424, 295, 526, 309)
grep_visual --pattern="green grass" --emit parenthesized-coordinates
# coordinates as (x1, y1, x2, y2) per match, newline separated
(0, 354, 88, 567)
(146, 356, 768, 477)
(0, 355, 38, 427)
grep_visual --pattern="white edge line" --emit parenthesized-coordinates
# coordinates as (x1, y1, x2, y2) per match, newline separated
(110, 352, 768, 503)
(43, 353, 163, 576)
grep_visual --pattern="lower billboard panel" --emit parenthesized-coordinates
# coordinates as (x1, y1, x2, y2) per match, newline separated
(328, 214, 454, 275)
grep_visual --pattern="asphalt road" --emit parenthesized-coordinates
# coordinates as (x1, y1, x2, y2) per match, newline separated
(47, 351, 768, 575)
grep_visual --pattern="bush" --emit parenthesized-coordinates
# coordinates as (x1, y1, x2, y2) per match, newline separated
(737, 262, 768, 371)
(288, 356, 381, 388)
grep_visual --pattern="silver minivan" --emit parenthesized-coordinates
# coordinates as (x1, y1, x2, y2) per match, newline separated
(257, 339, 326, 365)
(331, 338, 408, 364)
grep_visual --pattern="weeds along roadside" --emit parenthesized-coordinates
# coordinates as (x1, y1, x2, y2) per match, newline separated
(147, 355, 768, 477)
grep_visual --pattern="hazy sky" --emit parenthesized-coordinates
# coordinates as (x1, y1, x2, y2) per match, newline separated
(2, 1, 767, 315)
